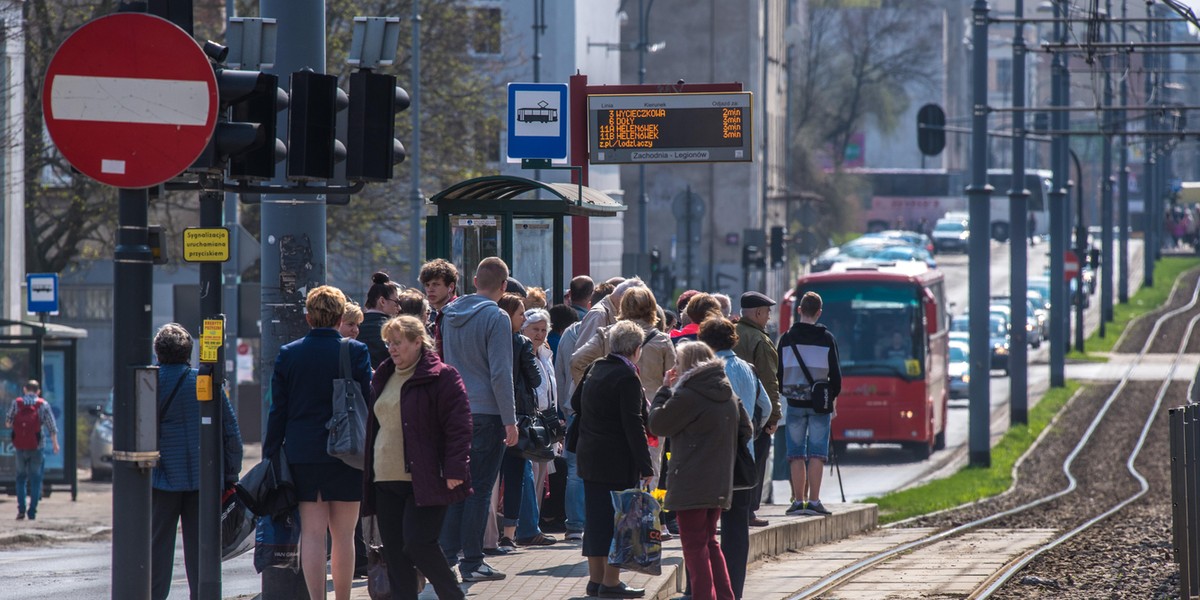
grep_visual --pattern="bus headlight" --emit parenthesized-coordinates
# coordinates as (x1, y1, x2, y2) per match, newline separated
(994, 344, 1009, 356)
(899, 410, 914, 419)
(961, 374, 970, 383)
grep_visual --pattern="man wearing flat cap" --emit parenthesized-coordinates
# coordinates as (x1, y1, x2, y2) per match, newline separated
(733, 290, 781, 527)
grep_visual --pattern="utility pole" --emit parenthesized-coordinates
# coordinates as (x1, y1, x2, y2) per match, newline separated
(1143, 13, 1155, 288)
(260, 0, 326, 596)
(1100, 0, 1114, 335)
(1118, 0, 1129, 304)
(409, 0, 422, 283)
(1008, 0, 1029, 425)
(967, 0, 992, 468)
(197, 188, 224, 600)
(636, 0, 656, 256)
(1048, 0, 1067, 387)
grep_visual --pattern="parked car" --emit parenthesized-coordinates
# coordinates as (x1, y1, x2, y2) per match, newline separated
(948, 340, 970, 399)
(931, 219, 969, 253)
(88, 391, 113, 481)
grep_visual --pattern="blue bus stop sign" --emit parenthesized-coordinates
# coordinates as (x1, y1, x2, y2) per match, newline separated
(26, 273, 59, 314)
(507, 83, 569, 162)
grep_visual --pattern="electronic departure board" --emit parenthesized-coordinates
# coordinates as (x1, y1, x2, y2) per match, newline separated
(587, 92, 753, 164)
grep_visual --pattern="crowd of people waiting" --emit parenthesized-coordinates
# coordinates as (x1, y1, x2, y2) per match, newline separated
(242, 256, 841, 600)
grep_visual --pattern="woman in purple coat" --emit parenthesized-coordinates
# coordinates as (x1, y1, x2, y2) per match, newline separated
(363, 315, 473, 600)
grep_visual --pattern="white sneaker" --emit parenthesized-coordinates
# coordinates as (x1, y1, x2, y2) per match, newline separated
(566, 531, 584, 541)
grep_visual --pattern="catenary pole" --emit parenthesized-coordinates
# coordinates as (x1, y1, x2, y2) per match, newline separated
(197, 189, 224, 599)
(1118, 0, 1130, 305)
(1048, 0, 1067, 387)
(1008, 0, 1029, 425)
(967, 0, 992, 467)
(409, 0, 422, 283)
(1100, 0, 1114, 335)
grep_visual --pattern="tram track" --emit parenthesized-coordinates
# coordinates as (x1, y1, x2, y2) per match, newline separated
(784, 268, 1200, 600)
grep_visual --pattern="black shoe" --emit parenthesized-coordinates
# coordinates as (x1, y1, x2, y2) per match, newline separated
(586, 581, 601, 596)
(515, 533, 557, 546)
(498, 535, 517, 549)
(598, 582, 645, 598)
(482, 546, 512, 556)
(27, 510, 36, 521)
(15, 511, 24, 521)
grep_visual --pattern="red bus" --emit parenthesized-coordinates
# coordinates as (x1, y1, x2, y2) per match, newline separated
(780, 261, 949, 458)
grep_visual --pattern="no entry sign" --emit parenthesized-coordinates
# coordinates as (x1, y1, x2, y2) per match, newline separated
(42, 13, 217, 188)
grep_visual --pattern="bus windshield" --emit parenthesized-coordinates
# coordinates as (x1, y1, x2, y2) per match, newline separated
(800, 281, 924, 380)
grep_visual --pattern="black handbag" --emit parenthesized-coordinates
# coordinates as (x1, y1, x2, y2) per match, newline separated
(235, 448, 297, 518)
(508, 411, 557, 463)
(732, 439, 756, 490)
(787, 345, 835, 414)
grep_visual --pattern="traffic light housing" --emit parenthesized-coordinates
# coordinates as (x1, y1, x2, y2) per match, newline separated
(229, 73, 288, 180)
(191, 69, 275, 173)
(770, 225, 786, 267)
(287, 69, 348, 181)
(649, 248, 661, 273)
(916, 103, 946, 157)
(346, 70, 409, 182)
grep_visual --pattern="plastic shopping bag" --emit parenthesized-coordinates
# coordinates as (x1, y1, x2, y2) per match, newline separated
(607, 487, 663, 576)
(221, 488, 256, 561)
(253, 508, 301, 573)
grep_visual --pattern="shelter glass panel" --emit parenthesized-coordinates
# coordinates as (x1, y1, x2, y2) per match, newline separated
(513, 218, 554, 291)
(451, 216, 503, 295)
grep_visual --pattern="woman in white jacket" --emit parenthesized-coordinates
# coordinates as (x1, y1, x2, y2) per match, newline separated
(510, 308, 560, 545)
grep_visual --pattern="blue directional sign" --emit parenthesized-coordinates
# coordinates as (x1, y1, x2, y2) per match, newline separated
(507, 83, 569, 162)
(26, 273, 59, 314)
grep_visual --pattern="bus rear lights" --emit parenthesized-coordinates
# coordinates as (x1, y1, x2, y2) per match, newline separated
(899, 410, 914, 419)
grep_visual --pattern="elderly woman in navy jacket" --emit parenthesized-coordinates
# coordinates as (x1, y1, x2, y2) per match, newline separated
(363, 315, 472, 600)
(265, 285, 373, 600)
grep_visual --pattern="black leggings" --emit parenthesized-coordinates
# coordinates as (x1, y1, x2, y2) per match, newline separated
(374, 481, 465, 600)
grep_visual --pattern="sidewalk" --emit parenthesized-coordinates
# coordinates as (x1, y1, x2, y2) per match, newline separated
(346, 501, 876, 600)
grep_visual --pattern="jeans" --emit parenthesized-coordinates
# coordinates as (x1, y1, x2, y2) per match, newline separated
(14, 449, 44, 514)
(513, 458, 542, 540)
(440, 415, 506, 574)
(563, 418, 586, 533)
(500, 453, 526, 529)
(785, 406, 831, 460)
(375, 481, 464, 600)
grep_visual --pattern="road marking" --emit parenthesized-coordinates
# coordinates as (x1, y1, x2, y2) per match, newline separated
(50, 75, 210, 126)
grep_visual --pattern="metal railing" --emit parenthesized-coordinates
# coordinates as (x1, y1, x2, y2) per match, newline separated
(1169, 403, 1200, 600)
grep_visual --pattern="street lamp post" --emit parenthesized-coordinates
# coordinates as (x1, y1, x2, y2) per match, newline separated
(636, 0, 656, 256)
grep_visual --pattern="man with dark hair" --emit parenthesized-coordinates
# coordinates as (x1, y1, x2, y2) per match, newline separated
(777, 291, 842, 517)
(420, 258, 459, 357)
(735, 291, 782, 529)
(439, 257, 519, 582)
(568, 275, 595, 319)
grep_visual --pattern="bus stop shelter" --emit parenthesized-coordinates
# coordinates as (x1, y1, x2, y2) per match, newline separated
(0, 318, 87, 500)
(426, 175, 625, 302)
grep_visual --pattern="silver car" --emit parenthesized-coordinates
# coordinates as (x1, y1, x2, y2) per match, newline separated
(88, 392, 113, 481)
(948, 340, 969, 399)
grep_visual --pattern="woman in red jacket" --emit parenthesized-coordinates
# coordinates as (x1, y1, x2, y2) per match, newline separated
(363, 315, 473, 600)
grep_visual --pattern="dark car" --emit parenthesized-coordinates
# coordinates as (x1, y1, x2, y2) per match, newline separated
(951, 314, 1010, 374)
(931, 219, 969, 253)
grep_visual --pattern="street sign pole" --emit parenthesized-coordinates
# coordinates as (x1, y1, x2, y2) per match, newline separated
(197, 189, 224, 600)
(966, 0, 992, 469)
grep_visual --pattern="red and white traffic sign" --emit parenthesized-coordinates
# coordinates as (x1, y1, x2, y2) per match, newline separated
(1063, 250, 1080, 283)
(42, 13, 217, 189)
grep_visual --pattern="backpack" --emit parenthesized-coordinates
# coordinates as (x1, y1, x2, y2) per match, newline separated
(11, 398, 44, 451)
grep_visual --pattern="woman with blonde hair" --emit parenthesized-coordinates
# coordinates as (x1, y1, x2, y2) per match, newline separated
(648, 341, 751, 600)
(265, 285, 373, 600)
(338, 301, 364, 339)
(362, 316, 471, 599)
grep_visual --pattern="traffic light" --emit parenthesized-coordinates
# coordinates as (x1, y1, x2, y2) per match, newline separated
(287, 69, 348, 181)
(346, 70, 409, 182)
(649, 248, 661, 273)
(916, 103, 945, 156)
(228, 73, 288, 180)
(770, 225, 786, 267)
(192, 68, 277, 173)
(743, 243, 765, 269)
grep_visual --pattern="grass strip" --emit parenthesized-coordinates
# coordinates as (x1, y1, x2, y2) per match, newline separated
(863, 381, 1081, 524)
(1076, 256, 1200, 355)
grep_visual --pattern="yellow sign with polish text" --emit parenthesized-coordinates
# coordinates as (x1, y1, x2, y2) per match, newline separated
(200, 318, 223, 363)
(183, 228, 230, 262)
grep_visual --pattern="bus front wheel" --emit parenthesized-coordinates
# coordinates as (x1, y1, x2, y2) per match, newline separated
(905, 441, 932, 461)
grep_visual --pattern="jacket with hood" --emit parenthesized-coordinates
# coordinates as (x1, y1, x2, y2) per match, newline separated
(440, 294, 516, 425)
(648, 359, 752, 512)
(776, 322, 842, 409)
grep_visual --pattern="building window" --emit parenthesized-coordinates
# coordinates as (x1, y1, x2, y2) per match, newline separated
(469, 8, 501, 55)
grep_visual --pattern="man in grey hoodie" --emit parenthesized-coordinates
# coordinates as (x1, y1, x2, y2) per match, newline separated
(438, 256, 519, 582)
